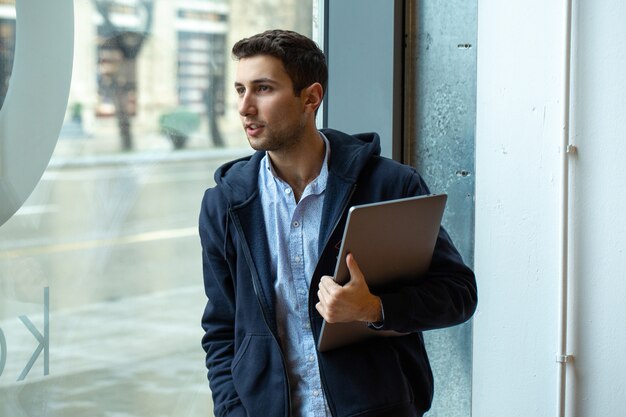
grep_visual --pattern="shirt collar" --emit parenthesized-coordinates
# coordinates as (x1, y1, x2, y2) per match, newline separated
(260, 132, 330, 196)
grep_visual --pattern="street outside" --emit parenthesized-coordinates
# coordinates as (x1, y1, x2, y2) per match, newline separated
(0, 133, 251, 417)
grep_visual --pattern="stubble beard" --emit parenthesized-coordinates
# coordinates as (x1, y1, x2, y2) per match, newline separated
(247, 118, 307, 153)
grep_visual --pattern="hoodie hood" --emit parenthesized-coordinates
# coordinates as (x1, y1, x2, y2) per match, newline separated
(213, 128, 381, 207)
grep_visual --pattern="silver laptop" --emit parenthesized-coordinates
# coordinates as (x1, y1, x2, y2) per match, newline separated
(317, 194, 447, 352)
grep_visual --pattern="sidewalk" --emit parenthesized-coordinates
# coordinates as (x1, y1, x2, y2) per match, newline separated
(50, 122, 251, 169)
(0, 286, 213, 416)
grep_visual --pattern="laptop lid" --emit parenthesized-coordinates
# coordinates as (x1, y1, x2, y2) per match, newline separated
(317, 193, 447, 352)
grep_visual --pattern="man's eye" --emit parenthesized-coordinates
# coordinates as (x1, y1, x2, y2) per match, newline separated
(258, 85, 270, 92)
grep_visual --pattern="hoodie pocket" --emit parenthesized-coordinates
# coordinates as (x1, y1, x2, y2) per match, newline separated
(231, 334, 288, 417)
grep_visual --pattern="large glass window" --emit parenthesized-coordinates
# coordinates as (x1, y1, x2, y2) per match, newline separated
(0, 1, 311, 416)
(1, 1, 477, 416)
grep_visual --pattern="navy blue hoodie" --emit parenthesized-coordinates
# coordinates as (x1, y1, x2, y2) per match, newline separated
(199, 128, 477, 417)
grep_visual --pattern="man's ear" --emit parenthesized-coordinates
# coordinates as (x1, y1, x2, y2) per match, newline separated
(302, 82, 324, 114)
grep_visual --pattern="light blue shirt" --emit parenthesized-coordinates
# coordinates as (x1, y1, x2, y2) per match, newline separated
(259, 133, 331, 417)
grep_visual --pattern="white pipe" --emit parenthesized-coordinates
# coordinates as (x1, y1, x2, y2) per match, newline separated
(557, 0, 574, 415)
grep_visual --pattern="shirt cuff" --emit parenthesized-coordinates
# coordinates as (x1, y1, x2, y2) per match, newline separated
(367, 299, 385, 329)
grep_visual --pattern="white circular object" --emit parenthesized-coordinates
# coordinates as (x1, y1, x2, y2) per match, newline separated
(0, 0, 74, 226)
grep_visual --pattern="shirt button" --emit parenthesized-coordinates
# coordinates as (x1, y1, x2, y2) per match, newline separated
(313, 390, 320, 397)
(294, 255, 301, 263)
(285, 188, 292, 195)
(292, 220, 300, 228)
(308, 355, 315, 362)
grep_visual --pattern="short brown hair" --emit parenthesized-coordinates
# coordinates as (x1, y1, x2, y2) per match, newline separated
(232, 29, 328, 97)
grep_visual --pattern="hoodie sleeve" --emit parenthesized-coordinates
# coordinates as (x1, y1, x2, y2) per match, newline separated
(375, 171, 478, 333)
(199, 188, 248, 417)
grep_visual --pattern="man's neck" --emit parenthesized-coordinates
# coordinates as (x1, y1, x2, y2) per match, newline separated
(268, 130, 325, 202)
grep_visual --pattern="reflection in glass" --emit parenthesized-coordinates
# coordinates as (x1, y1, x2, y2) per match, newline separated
(1, 0, 311, 416)
(93, 0, 153, 150)
(0, 0, 15, 110)
(61, 0, 312, 156)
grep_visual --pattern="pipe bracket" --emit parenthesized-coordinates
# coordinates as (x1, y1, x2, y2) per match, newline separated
(556, 354, 574, 363)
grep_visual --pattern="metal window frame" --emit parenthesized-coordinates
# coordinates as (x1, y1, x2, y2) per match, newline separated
(320, 0, 404, 161)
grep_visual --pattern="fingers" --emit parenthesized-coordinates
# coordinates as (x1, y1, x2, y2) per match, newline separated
(318, 275, 338, 297)
(316, 275, 341, 323)
(317, 276, 337, 307)
(315, 256, 376, 323)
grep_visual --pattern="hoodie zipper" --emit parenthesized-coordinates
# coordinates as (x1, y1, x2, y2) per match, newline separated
(229, 181, 357, 417)
(228, 207, 292, 417)
(311, 183, 357, 417)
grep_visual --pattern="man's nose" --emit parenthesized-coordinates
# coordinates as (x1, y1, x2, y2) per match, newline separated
(238, 93, 256, 117)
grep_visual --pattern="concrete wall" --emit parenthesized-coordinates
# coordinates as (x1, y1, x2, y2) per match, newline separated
(473, 0, 626, 415)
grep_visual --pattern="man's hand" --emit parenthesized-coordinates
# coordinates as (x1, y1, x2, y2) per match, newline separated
(315, 253, 383, 323)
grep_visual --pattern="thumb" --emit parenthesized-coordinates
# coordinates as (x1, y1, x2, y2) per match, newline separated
(346, 253, 365, 285)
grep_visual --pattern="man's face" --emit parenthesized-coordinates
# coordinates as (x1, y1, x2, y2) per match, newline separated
(234, 55, 308, 152)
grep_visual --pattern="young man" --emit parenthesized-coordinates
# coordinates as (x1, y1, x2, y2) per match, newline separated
(199, 29, 477, 417)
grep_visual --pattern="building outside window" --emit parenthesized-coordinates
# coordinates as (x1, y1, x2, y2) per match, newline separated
(175, 1, 228, 147)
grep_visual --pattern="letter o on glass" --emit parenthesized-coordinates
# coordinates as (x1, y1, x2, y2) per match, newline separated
(0, 1, 74, 226)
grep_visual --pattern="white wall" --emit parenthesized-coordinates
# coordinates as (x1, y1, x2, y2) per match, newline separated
(473, 0, 626, 415)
